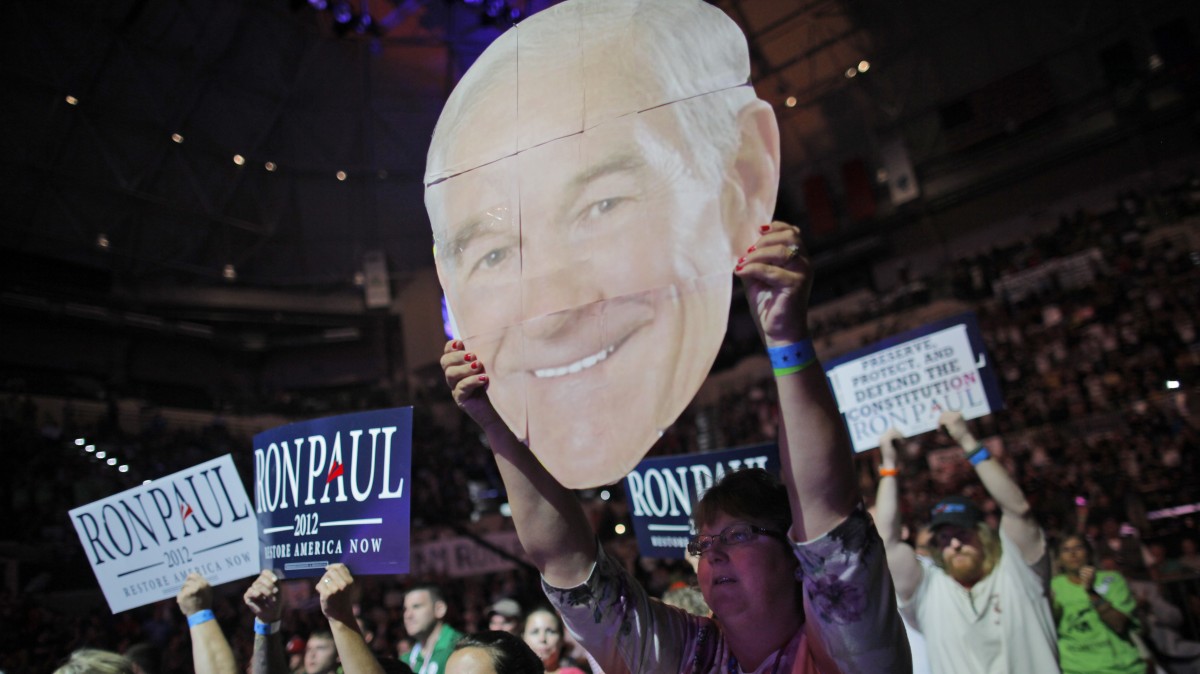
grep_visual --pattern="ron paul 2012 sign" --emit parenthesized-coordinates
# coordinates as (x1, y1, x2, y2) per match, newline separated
(69, 454, 259, 613)
(254, 407, 412, 578)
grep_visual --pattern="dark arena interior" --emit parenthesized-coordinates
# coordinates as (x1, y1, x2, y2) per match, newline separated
(1, 0, 1199, 672)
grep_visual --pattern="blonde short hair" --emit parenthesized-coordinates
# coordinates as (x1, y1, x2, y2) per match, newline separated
(54, 649, 136, 674)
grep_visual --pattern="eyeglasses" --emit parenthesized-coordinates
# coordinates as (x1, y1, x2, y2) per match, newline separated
(687, 523, 787, 557)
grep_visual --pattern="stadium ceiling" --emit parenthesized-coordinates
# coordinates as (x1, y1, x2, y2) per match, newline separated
(1, 0, 1195, 300)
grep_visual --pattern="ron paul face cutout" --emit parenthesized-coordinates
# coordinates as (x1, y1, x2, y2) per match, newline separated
(425, 0, 779, 488)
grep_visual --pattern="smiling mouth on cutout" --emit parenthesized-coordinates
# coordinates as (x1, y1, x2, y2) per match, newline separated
(527, 325, 644, 379)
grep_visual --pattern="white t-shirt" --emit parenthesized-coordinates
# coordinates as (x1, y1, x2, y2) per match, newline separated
(899, 528, 1059, 674)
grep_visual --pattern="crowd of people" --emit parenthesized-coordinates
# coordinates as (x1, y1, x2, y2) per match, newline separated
(1, 181, 1197, 672)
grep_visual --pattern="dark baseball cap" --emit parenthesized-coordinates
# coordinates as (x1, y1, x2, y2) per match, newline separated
(929, 495, 984, 530)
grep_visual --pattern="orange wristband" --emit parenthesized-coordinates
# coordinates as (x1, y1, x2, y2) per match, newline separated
(879, 467, 898, 477)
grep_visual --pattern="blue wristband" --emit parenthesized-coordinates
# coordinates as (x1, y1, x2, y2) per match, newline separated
(767, 340, 817, 376)
(967, 446, 991, 466)
(187, 609, 215, 628)
(254, 618, 281, 635)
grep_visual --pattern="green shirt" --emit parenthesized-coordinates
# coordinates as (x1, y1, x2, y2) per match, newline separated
(401, 624, 463, 674)
(1051, 571, 1143, 674)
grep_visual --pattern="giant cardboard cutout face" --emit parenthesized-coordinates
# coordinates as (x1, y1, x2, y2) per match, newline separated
(425, 0, 779, 488)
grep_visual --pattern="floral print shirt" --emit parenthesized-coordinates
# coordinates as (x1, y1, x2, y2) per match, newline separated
(543, 505, 911, 674)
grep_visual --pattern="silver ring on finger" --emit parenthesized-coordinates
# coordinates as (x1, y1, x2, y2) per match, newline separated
(784, 244, 801, 263)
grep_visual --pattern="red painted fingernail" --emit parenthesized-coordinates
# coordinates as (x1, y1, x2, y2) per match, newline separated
(760, 225, 770, 232)
(479, 375, 488, 383)
(470, 362, 480, 369)
(453, 340, 462, 349)
(735, 265, 744, 272)
(464, 353, 476, 362)
(738, 257, 745, 264)
(747, 245, 756, 253)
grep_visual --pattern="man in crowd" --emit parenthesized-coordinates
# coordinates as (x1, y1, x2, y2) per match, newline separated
(400, 584, 462, 674)
(486, 599, 523, 635)
(876, 411, 1058, 673)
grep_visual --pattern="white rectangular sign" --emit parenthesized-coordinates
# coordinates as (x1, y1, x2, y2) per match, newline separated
(825, 317, 1000, 452)
(69, 455, 260, 613)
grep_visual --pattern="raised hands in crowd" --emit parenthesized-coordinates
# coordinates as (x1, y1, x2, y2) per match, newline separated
(178, 573, 237, 674)
(444, 222, 910, 673)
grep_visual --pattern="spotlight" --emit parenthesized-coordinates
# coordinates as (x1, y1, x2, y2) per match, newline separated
(96, 451, 107, 459)
(233, 154, 246, 165)
(336, 170, 347, 181)
(223, 264, 237, 281)
(1166, 380, 1181, 390)
(845, 67, 857, 78)
(119, 465, 129, 473)
(785, 96, 797, 108)
(85, 445, 96, 453)
(65, 95, 79, 105)
(107, 458, 117, 466)
(171, 133, 184, 144)
(858, 60, 870, 73)
(265, 161, 277, 172)
(75, 438, 85, 446)
(614, 523, 627, 535)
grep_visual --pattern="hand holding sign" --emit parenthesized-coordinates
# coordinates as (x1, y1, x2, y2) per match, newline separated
(441, 340, 504, 434)
(938, 410, 980, 454)
(177, 572, 214, 618)
(736, 223, 813, 346)
(879, 428, 905, 469)
(317, 563, 357, 628)
(243, 570, 282, 624)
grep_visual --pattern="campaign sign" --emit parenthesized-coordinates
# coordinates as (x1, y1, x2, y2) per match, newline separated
(824, 312, 1004, 453)
(625, 443, 779, 559)
(254, 408, 412, 578)
(69, 454, 259, 613)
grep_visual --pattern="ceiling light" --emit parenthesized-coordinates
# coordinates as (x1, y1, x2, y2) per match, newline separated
(65, 95, 79, 105)
(845, 67, 857, 78)
(858, 60, 870, 73)
(614, 524, 627, 535)
(85, 445, 96, 453)
(171, 133, 184, 144)
(785, 96, 797, 108)
(96, 233, 110, 250)
(96, 451, 106, 459)
(233, 154, 246, 166)
(119, 465, 129, 473)
(265, 161, 277, 172)
(336, 170, 347, 181)
(75, 438, 85, 446)
(223, 264, 237, 281)
(107, 458, 117, 466)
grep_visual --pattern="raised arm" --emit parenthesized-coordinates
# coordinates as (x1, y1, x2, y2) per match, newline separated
(317, 564, 384, 674)
(875, 428, 924, 600)
(243, 570, 287, 674)
(940, 411, 1044, 564)
(736, 223, 858, 540)
(178, 573, 237, 674)
(441, 341, 596, 587)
